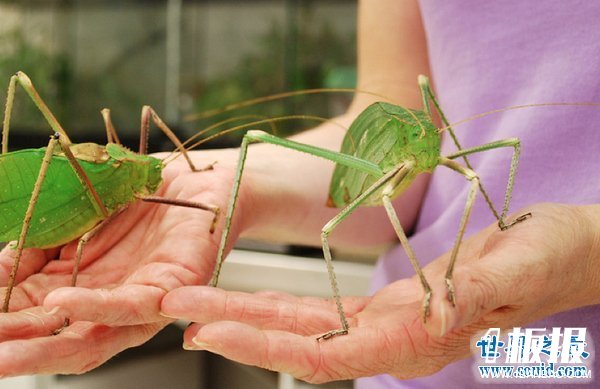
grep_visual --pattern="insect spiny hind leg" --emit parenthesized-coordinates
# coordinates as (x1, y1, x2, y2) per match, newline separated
(3, 72, 73, 154)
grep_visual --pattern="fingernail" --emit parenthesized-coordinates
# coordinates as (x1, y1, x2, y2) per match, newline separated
(439, 303, 448, 337)
(43, 306, 61, 315)
(191, 337, 212, 350)
(183, 340, 208, 351)
(439, 302, 460, 337)
(183, 336, 211, 351)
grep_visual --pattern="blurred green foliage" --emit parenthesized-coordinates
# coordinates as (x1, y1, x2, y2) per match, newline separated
(0, 2, 356, 149)
(190, 21, 356, 146)
(0, 29, 72, 133)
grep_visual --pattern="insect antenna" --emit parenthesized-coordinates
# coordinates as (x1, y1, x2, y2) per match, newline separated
(179, 114, 279, 151)
(162, 115, 349, 166)
(173, 87, 398, 165)
(184, 88, 393, 122)
(437, 102, 600, 133)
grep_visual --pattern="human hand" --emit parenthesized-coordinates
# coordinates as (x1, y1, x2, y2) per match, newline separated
(0, 151, 243, 376)
(160, 203, 600, 383)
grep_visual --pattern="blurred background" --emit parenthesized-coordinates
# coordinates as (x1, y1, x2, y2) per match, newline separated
(0, 1, 367, 389)
(0, 0, 357, 150)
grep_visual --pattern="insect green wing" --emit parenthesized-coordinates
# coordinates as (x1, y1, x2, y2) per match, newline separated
(0, 145, 163, 248)
(327, 102, 440, 208)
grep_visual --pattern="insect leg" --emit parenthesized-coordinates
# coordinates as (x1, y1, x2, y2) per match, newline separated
(100, 108, 122, 145)
(2, 134, 60, 313)
(418, 75, 503, 224)
(139, 196, 220, 233)
(2, 72, 72, 154)
(318, 164, 408, 340)
(48, 207, 129, 332)
(72, 207, 127, 288)
(211, 129, 386, 340)
(446, 138, 531, 230)
(209, 135, 250, 289)
(438, 157, 479, 306)
(1, 75, 16, 154)
(379, 163, 434, 321)
(139, 106, 213, 172)
(211, 129, 382, 286)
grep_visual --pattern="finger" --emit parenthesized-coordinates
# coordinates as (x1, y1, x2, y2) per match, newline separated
(44, 284, 168, 325)
(0, 247, 56, 285)
(0, 321, 165, 377)
(0, 307, 67, 341)
(161, 286, 368, 335)
(253, 289, 369, 314)
(182, 321, 395, 383)
(1, 273, 72, 311)
(425, 248, 538, 337)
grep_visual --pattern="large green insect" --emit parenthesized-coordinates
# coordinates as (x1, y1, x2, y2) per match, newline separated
(209, 75, 531, 340)
(0, 71, 219, 314)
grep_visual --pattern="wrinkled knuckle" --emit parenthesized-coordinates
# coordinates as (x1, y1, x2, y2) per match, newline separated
(77, 359, 102, 375)
(302, 365, 334, 385)
(301, 373, 324, 385)
(464, 271, 499, 315)
(300, 346, 328, 384)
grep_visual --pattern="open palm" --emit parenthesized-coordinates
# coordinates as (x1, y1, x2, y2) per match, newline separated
(161, 203, 599, 383)
(0, 153, 237, 376)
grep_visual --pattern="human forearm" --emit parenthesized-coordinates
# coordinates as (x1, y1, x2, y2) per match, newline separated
(222, 114, 398, 249)
(220, 0, 433, 249)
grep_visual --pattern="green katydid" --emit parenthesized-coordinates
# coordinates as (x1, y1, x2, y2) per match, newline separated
(208, 74, 534, 341)
(0, 71, 221, 314)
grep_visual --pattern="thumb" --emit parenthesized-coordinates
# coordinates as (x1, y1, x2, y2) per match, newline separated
(423, 255, 524, 338)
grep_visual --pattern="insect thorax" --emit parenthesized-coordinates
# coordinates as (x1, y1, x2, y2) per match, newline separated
(374, 103, 440, 174)
(104, 143, 164, 196)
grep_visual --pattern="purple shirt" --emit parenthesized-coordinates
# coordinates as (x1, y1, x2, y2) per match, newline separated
(357, 1, 600, 387)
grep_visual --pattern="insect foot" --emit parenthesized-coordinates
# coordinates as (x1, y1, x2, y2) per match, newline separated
(445, 278, 457, 307)
(316, 328, 349, 341)
(195, 160, 218, 172)
(52, 320, 69, 336)
(499, 212, 532, 231)
(422, 289, 432, 323)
